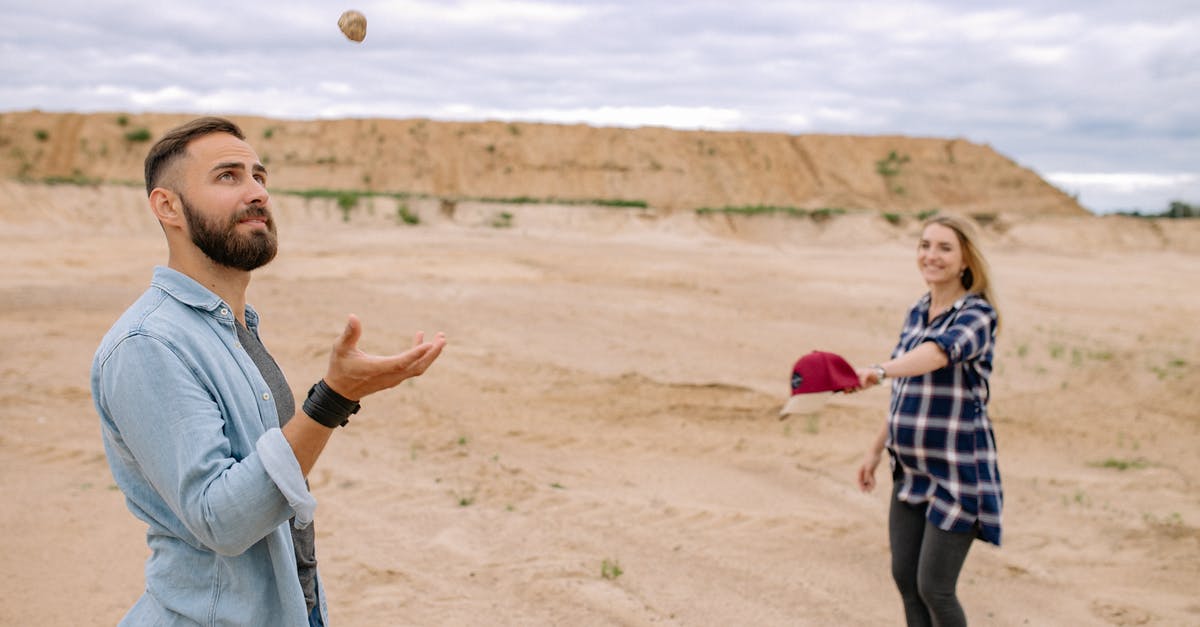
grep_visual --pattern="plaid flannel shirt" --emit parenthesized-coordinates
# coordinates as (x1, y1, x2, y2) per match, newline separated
(887, 292, 1003, 545)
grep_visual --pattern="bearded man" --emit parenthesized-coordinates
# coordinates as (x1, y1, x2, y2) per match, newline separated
(91, 117, 446, 626)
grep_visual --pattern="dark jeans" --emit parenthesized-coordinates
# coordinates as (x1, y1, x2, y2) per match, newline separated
(308, 603, 324, 627)
(889, 481, 975, 627)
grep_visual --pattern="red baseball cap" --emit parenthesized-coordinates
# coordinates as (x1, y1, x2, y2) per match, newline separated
(780, 350, 860, 417)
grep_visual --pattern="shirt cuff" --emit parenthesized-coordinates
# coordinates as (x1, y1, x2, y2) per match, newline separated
(256, 428, 316, 529)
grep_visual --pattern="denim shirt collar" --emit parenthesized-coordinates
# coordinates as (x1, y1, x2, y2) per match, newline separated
(150, 266, 260, 330)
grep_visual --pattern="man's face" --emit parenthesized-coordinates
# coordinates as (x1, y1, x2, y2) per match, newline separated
(175, 133, 277, 271)
(179, 191, 277, 271)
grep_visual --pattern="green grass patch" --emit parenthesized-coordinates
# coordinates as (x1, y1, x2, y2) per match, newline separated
(124, 127, 153, 142)
(43, 173, 102, 186)
(875, 150, 911, 177)
(601, 559, 623, 580)
(472, 195, 648, 208)
(695, 205, 806, 216)
(1091, 458, 1147, 471)
(695, 205, 848, 221)
(491, 212, 514, 228)
(396, 203, 420, 225)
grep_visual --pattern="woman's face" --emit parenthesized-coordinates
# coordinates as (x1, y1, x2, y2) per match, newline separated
(917, 223, 966, 289)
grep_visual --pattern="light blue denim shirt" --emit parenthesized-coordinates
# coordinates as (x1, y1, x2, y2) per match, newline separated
(92, 266, 325, 626)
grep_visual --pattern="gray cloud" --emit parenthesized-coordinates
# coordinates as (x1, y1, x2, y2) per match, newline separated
(2, 0, 1197, 213)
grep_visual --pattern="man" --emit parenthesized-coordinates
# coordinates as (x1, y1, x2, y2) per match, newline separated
(91, 117, 446, 626)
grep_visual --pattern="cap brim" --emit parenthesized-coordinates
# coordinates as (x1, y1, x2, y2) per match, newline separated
(779, 392, 831, 419)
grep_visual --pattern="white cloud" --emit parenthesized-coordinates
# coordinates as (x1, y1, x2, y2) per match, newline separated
(431, 105, 745, 130)
(1045, 172, 1198, 193)
(1, 1, 1198, 213)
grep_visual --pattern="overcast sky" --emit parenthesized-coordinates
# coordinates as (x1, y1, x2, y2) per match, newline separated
(3, 1, 1197, 214)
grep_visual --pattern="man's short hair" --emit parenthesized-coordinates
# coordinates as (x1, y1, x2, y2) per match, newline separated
(143, 117, 246, 196)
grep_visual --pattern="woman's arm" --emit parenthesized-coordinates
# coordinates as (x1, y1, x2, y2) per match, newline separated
(854, 341, 949, 388)
(857, 421, 889, 492)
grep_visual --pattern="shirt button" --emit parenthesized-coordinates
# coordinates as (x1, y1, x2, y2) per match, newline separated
(220, 308, 229, 316)
(262, 393, 270, 401)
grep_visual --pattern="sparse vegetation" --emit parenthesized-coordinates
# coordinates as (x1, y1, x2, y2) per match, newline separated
(336, 191, 358, 222)
(124, 127, 153, 142)
(34, 129, 49, 142)
(1150, 356, 1188, 380)
(916, 209, 940, 221)
(116, 115, 129, 127)
(396, 203, 420, 225)
(882, 212, 902, 225)
(491, 211, 514, 228)
(1092, 458, 1147, 471)
(263, 127, 275, 139)
(43, 172, 101, 186)
(1117, 200, 1199, 219)
(695, 205, 807, 217)
(601, 559, 623, 580)
(695, 205, 847, 222)
(875, 150, 911, 183)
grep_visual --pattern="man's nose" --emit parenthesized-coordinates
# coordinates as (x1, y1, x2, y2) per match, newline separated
(244, 179, 269, 206)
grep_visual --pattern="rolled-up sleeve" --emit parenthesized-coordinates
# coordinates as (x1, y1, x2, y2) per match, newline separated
(257, 428, 316, 528)
(929, 301, 997, 364)
(97, 333, 296, 556)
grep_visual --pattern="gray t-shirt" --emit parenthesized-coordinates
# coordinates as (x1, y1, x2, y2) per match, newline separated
(236, 322, 318, 614)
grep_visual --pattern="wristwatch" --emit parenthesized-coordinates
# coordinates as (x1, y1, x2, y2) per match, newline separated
(871, 364, 887, 380)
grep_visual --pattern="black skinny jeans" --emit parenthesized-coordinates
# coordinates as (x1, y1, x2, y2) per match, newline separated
(889, 481, 975, 627)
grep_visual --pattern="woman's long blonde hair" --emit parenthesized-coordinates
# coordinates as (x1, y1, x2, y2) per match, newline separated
(923, 214, 1002, 332)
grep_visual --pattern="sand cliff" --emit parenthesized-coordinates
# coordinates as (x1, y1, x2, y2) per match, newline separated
(1, 110, 1086, 216)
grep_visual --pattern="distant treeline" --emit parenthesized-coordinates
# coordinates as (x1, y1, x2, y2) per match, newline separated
(1116, 200, 1198, 218)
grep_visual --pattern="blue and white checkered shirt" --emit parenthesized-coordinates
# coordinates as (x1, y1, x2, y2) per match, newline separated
(887, 292, 1003, 545)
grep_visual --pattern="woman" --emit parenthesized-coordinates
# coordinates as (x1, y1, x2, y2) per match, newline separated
(855, 214, 1002, 627)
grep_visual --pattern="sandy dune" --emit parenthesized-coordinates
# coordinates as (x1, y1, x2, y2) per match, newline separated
(1, 196, 1197, 625)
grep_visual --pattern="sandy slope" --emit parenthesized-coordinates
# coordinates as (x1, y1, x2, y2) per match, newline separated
(0, 196, 1197, 626)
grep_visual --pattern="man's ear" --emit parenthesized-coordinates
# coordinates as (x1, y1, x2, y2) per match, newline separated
(149, 187, 184, 229)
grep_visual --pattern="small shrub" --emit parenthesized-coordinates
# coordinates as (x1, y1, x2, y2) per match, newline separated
(1093, 458, 1147, 471)
(491, 211, 513, 228)
(263, 127, 275, 139)
(882, 212, 902, 225)
(809, 207, 846, 222)
(601, 559, 623, 580)
(916, 209, 940, 221)
(396, 203, 420, 225)
(336, 192, 359, 222)
(116, 115, 129, 127)
(875, 150, 910, 177)
(124, 127, 153, 142)
(694, 205, 807, 217)
(34, 129, 49, 142)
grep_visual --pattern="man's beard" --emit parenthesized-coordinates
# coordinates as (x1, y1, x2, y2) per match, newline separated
(180, 194, 278, 271)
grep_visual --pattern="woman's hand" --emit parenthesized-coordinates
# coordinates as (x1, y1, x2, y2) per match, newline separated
(854, 367, 882, 390)
(857, 451, 882, 492)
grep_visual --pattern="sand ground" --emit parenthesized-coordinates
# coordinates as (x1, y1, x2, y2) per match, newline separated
(1, 200, 1198, 625)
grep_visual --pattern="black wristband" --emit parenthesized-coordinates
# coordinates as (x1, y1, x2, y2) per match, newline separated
(303, 380, 360, 428)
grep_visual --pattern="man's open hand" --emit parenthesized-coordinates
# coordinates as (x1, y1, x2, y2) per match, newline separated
(322, 314, 446, 401)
